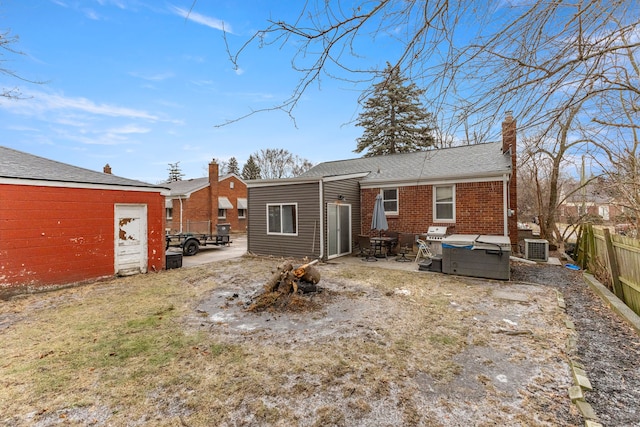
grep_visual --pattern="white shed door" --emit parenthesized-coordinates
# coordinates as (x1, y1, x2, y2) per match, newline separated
(115, 204, 148, 276)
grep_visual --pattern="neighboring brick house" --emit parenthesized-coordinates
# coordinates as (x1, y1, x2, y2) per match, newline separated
(246, 113, 518, 260)
(0, 146, 168, 296)
(558, 182, 626, 225)
(164, 161, 247, 234)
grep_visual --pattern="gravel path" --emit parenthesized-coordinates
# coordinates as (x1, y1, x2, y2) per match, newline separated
(512, 263, 640, 426)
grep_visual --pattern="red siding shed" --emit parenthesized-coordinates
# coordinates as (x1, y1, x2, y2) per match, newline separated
(0, 146, 168, 296)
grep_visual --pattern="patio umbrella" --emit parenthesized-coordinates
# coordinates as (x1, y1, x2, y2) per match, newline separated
(371, 194, 389, 237)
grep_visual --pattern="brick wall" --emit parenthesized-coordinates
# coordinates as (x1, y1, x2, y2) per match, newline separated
(166, 162, 247, 234)
(361, 182, 507, 237)
(217, 175, 248, 233)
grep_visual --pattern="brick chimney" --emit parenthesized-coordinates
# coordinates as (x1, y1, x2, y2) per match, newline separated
(502, 111, 518, 247)
(502, 111, 515, 154)
(103, 164, 112, 174)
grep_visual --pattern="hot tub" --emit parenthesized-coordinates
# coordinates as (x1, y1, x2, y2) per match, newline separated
(441, 234, 511, 280)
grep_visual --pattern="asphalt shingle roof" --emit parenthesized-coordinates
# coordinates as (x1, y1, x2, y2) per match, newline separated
(300, 142, 511, 184)
(0, 146, 165, 189)
(164, 177, 209, 196)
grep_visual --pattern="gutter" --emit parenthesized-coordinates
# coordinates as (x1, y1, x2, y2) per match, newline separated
(179, 196, 185, 234)
(360, 171, 511, 189)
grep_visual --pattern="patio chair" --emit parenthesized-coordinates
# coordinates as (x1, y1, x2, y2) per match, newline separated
(395, 233, 414, 262)
(357, 235, 378, 262)
(415, 238, 433, 263)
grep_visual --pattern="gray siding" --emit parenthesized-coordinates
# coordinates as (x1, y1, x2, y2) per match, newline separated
(323, 178, 362, 256)
(248, 182, 322, 259)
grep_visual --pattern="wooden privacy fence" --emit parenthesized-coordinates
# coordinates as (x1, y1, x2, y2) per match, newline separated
(575, 224, 640, 316)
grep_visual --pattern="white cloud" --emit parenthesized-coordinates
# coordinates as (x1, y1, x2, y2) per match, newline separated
(170, 6, 233, 33)
(83, 8, 100, 20)
(95, 0, 127, 9)
(107, 124, 151, 134)
(50, 0, 69, 8)
(2, 90, 160, 121)
(129, 71, 175, 81)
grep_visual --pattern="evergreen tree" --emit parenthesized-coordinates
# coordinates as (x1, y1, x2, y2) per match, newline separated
(355, 63, 435, 157)
(167, 161, 184, 182)
(227, 157, 240, 175)
(241, 155, 261, 180)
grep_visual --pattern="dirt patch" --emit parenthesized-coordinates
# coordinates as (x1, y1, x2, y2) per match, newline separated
(1, 256, 585, 426)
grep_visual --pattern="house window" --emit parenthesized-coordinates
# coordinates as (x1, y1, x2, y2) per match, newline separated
(166, 208, 173, 220)
(218, 209, 226, 219)
(238, 208, 247, 219)
(434, 185, 455, 222)
(230, 182, 235, 189)
(382, 188, 398, 214)
(267, 203, 298, 235)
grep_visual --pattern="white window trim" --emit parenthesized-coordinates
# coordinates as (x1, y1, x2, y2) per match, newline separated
(166, 208, 173, 220)
(433, 185, 456, 222)
(381, 188, 399, 215)
(238, 208, 246, 219)
(218, 209, 227, 219)
(266, 202, 299, 236)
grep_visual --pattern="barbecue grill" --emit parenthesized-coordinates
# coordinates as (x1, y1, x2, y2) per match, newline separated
(424, 226, 448, 255)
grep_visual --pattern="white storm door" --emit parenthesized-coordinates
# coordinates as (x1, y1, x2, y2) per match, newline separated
(115, 204, 148, 276)
(327, 203, 352, 259)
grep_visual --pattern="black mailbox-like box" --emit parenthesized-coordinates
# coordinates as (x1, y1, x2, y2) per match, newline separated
(166, 252, 183, 269)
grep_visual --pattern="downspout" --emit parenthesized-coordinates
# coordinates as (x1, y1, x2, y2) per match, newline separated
(503, 174, 509, 236)
(179, 197, 184, 234)
(319, 179, 324, 259)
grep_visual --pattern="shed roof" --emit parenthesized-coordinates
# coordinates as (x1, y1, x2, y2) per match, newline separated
(300, 142, 511, 185)
(0, 146, 165, 190)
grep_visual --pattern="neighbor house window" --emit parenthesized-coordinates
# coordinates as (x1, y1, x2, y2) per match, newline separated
(434, 185, 455, 221)
(267, 203, 298, 235)
(166, 208, 173, 220)
(238, 209, 247, 219)
(382, 188, 398, 214)
(218, 209, 226, 219)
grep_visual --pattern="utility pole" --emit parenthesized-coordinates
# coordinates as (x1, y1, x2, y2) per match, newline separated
(581, 155, 586, 217)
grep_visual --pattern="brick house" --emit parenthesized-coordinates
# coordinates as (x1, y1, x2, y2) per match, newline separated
(246, 113, 518, 260)
(164, 161, 247, 235)
(0, 146, 168, 296)
(558, 182, 626, 225)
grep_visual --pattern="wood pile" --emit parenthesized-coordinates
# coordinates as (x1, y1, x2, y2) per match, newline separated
(246, 259, 322, 312)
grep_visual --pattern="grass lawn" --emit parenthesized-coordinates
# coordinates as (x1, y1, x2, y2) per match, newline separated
(0, 256, 580, 426)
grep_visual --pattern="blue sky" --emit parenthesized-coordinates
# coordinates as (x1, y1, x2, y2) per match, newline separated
(0, 1, 380, 184)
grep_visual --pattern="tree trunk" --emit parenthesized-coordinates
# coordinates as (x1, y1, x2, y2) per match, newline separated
(264, 261, 293, 293)
(293, 259, 320, 283)
(294, 265, 321, 284)
(277, 271, 298, 294)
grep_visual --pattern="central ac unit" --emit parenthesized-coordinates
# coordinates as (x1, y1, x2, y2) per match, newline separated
(524, 239, 549, 262)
